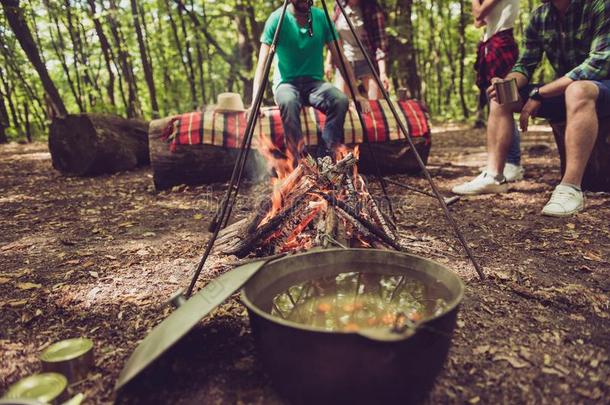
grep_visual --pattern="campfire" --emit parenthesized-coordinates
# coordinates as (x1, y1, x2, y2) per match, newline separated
(215, 139, 404, 258)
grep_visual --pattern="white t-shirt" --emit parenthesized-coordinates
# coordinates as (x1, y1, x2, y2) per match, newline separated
(484, 0, 520, 41)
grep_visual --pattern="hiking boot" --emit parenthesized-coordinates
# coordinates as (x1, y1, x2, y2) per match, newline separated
(503, 163, 524, 182)
(452, 171, 508, 195)
(541, 184, 584, 217)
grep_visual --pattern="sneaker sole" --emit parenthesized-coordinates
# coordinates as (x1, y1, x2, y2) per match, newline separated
(505, 173, 524, 182)
(452, 185, 509, 196)
(541, 205, 584, 217)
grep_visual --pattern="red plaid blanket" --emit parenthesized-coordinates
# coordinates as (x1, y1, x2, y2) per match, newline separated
(160, 99, 429, 153)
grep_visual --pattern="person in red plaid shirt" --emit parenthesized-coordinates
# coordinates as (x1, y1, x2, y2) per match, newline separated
(453, 0, 610, 217)
(472, 0, 524, 182)
(324, 0, 389, 99)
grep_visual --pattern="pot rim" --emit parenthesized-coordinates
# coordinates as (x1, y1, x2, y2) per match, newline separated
(240, 248, 465, 337)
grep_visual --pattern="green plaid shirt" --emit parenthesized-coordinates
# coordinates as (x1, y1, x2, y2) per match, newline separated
(512, 0, 610, 81)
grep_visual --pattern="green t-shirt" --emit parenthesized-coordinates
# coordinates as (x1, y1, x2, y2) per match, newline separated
(261, 7, 338, 90)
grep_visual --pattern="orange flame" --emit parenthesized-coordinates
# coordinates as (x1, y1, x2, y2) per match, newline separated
(256, 134, 303, 225)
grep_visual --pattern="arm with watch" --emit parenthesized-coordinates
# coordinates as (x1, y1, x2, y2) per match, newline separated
(487, 72, 574, 132)
(519, 76, 574, 132)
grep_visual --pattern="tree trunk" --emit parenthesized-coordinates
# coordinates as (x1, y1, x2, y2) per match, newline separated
(106, 0, 141, 118)
(63, 0, 86, 110)
(49, 113, 150, 176)
(42, 0, 83, 112)
(236, 0, 254, 103)
(153, 1, 176, 114)
(0, 87, 9, 143)
(177, 4, 198, 109)
(148, 116, 245, 190)
(0, 66, 20, 132)
(130, 0, 159, 117)
(23, 102, 31, 142)
(165, 0, 197, 108)
(87, 0, 116, 108)
(2, 0, 68, 117)
(458, 0, 469, 119)
(391, 0, 421, 100)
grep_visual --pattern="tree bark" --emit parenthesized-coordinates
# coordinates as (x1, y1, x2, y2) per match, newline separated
(0, 39, 45, 128)
(0, 86, 9, 143)
(2, 0, 68, 117)
(23, 102, 31, 142)
(236, 0, 254, 103)
(42, 0, 83, 112)
(130, 0, 159, 117)
(106, 0, 141, 118)
(49, 113, 150, 176)
(458, 0, 469, 119)
(177, 4, 198, 108)
(87, 0, 116, 108)
(164, 0, 197, 108)
(147, 116, 246, 190)
(391, 0, 421, 100)
(0, 66, 20, 132)
(63, 0, 86, 110)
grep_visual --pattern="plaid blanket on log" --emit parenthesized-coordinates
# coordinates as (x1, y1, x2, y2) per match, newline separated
(160, 99, 429, 153)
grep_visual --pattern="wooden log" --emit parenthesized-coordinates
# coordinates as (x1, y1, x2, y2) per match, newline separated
(148, 116, 261, 190)
(48, 113, 149, 176)
(551, 118, 610, 192)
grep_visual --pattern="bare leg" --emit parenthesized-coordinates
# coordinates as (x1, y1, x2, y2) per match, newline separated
(562, 81, 599, 187)
(364, 76, 380, 100)
(486, 99, 523, 176)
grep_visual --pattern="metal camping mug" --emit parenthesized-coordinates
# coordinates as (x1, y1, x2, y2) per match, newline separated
(494, 78, 519, 105)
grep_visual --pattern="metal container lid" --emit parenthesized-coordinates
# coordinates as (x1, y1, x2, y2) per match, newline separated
(2, 373, 67, 403)
(40, 338, 93, 363)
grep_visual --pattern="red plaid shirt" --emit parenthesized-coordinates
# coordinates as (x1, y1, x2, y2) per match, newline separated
(474, 29, 519, 90)
(333, 1, 388, 64)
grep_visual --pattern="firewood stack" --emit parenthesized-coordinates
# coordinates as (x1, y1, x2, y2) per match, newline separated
(215, 143, 404, 258)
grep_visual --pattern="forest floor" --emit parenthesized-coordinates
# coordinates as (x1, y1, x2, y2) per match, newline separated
(0, 124, 609, 404)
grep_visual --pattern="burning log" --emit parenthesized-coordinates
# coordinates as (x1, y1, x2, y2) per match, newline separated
(216, 139, 405, 258)
(318, 194, 404, 252)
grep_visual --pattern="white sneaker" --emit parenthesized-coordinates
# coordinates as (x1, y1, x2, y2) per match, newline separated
(503, 163, 524, 182)
(478, 163, 524, 182)
(541, 184, 584, 217)
(452, 171, 509, 195)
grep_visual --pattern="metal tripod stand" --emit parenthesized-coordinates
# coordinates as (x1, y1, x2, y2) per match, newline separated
(184, 0, 483, 302)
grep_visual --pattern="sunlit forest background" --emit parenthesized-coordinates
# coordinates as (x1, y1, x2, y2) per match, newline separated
(1, 0, 554, 142)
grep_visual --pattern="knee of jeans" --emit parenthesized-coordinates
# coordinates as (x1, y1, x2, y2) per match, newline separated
(277, 97, 301, 114)
(333, 94, 349, 113)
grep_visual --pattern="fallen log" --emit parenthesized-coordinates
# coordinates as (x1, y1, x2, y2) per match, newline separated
(551, 117, 610, 192)
(48, 113, 149, 176)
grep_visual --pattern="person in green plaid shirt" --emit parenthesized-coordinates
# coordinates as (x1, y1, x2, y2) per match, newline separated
(453, 0, 610, 217)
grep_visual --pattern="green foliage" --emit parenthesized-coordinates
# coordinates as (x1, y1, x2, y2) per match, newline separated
(0, 0, 559, 141)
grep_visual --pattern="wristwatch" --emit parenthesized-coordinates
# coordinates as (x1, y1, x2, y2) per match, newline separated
(528, 86, 543, 101)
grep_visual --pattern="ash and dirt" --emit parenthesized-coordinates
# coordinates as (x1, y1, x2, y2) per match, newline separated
(0, 125, 608, 404)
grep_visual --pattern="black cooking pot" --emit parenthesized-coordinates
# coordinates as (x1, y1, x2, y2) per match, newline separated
(241, 248, 464, 405)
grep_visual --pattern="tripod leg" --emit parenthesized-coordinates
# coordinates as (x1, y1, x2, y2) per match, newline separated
(332, 0, 484, 280)
(184, 0, 291, 298)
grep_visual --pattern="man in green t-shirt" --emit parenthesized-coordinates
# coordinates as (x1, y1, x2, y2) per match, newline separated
(251, 0, 370, 160)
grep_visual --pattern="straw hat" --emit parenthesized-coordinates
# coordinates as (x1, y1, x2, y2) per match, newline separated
(214, 92, 246, 112)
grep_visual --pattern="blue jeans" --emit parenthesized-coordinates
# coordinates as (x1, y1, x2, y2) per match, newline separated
(274, 77, 349, 157)
(507, 122, 521, 166)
